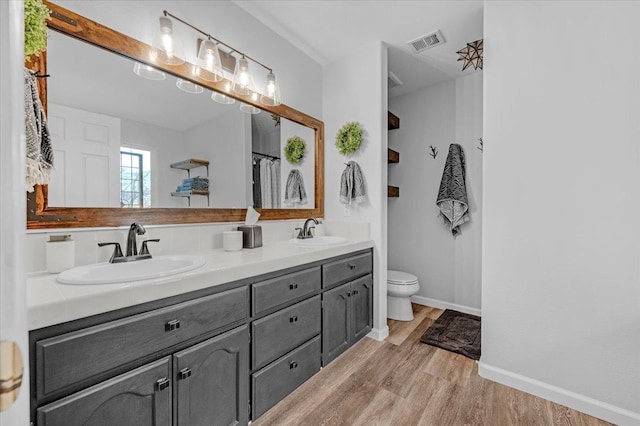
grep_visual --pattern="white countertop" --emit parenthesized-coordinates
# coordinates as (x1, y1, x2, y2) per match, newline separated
(28, 238, 374, 330)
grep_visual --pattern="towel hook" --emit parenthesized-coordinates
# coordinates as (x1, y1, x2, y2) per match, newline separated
(428, 146, 438, 159)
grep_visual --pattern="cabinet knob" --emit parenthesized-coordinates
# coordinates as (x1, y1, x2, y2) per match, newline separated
(348, 263, 356, 270)
(156, 377, 170, 391)
(353, 290, 359, 295)
(289, 315, 298, 323)
(165, 319, 181, 331)
(179, 368, 192, 380)
(289, 283, 298, 290)
(289, 361, 298, 369)
(347, 291, 352, 297)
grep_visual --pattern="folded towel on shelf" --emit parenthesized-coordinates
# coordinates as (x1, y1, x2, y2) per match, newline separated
(178, 177, 209, 191)
(25, 68, 54, 192)
(340, 161, 366, 204)
(436, 143, 469, 236)
(284, 169, 307, 206)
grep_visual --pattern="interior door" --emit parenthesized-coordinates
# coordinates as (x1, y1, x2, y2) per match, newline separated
(47, 103, 121, 207)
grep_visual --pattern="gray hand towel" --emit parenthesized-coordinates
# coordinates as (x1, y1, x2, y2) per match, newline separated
(25, 68, 54, 192)
(340, 161, 366, 204)
(436, 144, 469, 236)
(284, 169, 307, 206)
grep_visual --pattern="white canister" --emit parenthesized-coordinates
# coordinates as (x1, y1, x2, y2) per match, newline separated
(46, 235, 75, 273)
(223, 231, 243, 251)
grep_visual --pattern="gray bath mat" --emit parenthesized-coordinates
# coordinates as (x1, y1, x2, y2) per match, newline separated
(420, 310, 481, 360)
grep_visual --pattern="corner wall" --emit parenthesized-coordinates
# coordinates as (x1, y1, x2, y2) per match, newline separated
(388, 73, 482, 314)
(482, 2, 640, 424)
(323, 42, 388, 339)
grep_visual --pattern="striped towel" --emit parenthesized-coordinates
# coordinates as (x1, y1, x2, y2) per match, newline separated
(284, 169, 307, 206)
(25, 68, 54, 192)
(340, 161, 366, 204)
(436, 143, 469, 236)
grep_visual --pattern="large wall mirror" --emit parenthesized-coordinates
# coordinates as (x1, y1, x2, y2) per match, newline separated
(27, 1, 324, 229)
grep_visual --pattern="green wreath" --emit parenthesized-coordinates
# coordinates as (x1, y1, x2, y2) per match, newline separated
(24, 0, 51, 60)
(335, 121, 363, 156)
(284, 136, 305, 164)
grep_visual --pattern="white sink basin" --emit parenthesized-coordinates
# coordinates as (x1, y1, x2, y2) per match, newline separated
(57, 255, 206, 285)
(288, 236, 348, 247)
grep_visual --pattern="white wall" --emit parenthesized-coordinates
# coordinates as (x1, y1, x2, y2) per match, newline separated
(388, 73, 482, 314)
(482, 2, 640, 424)
(0, 0, 28, 423)
(323, 41, 388, 340)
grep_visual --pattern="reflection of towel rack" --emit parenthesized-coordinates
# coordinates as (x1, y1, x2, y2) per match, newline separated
(252, 151, 280, 160)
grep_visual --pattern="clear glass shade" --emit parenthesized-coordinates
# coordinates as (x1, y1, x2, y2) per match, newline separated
(211, 81, 236, 104)
(196, 39, 224, 82)
(260, 71, 281, 106)
(231, 56, 256, 96)
(240, 102, 261, 114)
(132, 62, 166, 81)
(176, 79, 203, 94)
(151, 16, 185, 65)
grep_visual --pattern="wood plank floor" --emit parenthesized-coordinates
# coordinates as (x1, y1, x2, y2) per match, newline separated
(253, 304, 613, 426)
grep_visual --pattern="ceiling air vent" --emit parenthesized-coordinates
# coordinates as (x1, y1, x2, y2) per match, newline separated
(408, 30, 445, 53)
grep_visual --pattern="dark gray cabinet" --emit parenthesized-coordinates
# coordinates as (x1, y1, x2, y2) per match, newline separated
(175, 325, 248, 426)
(322, 274, 373, 365)
(37, 357, 172, 426)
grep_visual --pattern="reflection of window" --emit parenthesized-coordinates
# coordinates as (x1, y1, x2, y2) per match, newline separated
(120, 148, 151, 208)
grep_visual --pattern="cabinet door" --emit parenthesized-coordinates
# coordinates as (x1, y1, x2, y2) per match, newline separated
(174, 325, 248, 426)
(351, 274, 373, 342)
(322, 282, 351, 365)
(37, 357, 171, 426)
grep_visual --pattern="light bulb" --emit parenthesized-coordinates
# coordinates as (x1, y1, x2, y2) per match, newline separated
(260, 71, 282, 106)
(152, 16, 185, 65)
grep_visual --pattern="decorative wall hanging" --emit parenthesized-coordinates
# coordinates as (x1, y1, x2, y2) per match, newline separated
(429, 145, 438, 159)
(457, 39, 483, 71)
(284, 136, 305, 164)
(477, 137, 483, 152)
(24, 0, 51, 60)
(335, 122, 363, 156)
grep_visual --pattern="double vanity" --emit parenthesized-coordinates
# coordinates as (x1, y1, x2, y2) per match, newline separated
(28, 237, 374, 425)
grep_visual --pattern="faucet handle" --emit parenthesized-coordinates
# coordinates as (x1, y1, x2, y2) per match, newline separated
(139, 239, 160, 256)
(98, 242, 124, 263)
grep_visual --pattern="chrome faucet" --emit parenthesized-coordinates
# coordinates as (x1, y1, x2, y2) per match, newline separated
(126, 222, 146, 256)
(297, 218, 319, 239)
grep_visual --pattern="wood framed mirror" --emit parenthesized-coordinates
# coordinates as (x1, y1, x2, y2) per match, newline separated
(27, 1, 324, 229)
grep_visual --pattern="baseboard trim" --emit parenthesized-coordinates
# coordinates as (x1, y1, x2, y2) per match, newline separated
(367, 326, 389, 341)
(411, 295, 481, 316)
(478, 362, 640, 426)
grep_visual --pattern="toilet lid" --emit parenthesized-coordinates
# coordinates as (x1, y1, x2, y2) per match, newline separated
(387, 270, 418, 285)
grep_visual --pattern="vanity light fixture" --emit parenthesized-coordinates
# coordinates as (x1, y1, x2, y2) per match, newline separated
(151, 16, 185, 65)
(151, 10, 283, 111)
(132, 62, 166, 81)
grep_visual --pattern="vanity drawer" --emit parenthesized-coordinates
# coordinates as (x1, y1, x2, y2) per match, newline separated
(252, 266, 321, 316)
(252, 335, 321, 420)
(35, 286, 248, 399)
(322, 252, 373, 289)
(252, 295, 320, 370)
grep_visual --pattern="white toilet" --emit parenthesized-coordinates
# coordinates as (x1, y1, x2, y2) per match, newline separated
(387, 270, 420, 321)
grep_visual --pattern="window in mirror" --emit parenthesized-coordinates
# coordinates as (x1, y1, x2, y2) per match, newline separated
(120, 148, 151, 208)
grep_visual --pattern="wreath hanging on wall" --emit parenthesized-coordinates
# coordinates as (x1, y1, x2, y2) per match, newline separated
(284, 136, 306, 164)
(24, 0, 51, 60)
(335, 121, 363, 156)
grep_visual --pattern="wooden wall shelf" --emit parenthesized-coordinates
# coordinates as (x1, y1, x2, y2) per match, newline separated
(387, 186, 399, 198)
(388, 111, 400, 130)
(388, 148, 399, 164)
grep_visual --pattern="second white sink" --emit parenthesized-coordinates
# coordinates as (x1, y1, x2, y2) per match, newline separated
(57, 255, 206, 285)
(288, 236, 348, 247)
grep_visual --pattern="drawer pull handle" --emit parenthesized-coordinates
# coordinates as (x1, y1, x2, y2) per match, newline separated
(179, 368, 192, 380)
(165, 319, 181, 331)
(289, 315, 298, 323)
(348, 264, 356, 270)
(156, 377, 170, 391)
(289, 361, 298, 369)
(289, 283, 298, 290)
